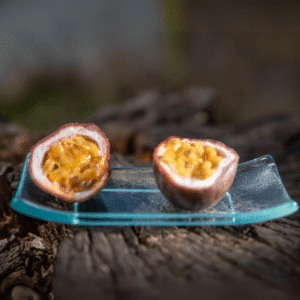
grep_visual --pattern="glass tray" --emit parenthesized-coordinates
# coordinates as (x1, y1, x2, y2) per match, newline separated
(10, 154, 299, 226)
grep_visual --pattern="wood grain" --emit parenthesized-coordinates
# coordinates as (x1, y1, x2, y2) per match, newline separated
(53, 150, 300, 300)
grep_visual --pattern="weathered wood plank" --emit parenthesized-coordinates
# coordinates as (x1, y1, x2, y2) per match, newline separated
(53, 219, 300, 299)
(53, 152, 300, 299)
(1, 102, 300, 299)
(3, 155, 300, 300)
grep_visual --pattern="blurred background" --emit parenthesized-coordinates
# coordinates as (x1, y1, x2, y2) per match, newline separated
(0, 0, 300, 134)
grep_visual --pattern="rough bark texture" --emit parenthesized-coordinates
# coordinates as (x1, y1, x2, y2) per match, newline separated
(0, 161, 74, 300)
(1, 87, 300, 299)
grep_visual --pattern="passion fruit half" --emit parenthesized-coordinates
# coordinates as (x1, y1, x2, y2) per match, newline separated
(153, 137, 239, 211)
(29, 123, 110, 203)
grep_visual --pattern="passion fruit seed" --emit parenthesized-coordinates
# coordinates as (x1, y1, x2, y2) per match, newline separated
(43, 134, 106, 193)
(160, 137, 223, 179)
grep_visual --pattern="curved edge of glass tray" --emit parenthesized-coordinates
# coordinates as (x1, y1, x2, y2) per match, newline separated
(10, 153, 299, 226)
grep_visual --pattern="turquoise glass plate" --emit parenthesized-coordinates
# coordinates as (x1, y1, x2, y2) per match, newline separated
(10, 154, 298, 226)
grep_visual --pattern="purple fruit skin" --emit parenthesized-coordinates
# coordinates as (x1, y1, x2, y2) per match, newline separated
(153, 137, 239, 211)
(29, 123, 110, 203)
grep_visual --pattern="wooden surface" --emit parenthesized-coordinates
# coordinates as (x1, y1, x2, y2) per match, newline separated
(53, 223, 300, 300)
(0, 162, 73, 300)
(53, 116, 300, 300)
(1, 88, 300, 299)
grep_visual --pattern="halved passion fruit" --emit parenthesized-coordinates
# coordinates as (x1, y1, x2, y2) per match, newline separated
(29, 123, 110, 203)
(153, 137, 239, 211)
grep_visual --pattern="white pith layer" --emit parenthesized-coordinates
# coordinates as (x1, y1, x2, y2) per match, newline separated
(31, 125, 108, 200)
(157, 139, 236, 189)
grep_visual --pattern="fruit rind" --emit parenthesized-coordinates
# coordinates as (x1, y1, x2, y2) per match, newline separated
(29, 123, 110, 203)
(153, 137, 239, 211)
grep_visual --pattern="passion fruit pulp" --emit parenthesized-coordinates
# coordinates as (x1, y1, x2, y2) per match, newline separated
(153, 137, 239, 211)
(29, 123, 110, 203)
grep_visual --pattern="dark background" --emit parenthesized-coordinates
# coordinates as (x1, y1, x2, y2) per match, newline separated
(0, 0, 299, 134)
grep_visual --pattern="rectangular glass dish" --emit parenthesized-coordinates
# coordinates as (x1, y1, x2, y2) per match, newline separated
(10, 154, 299, 226)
